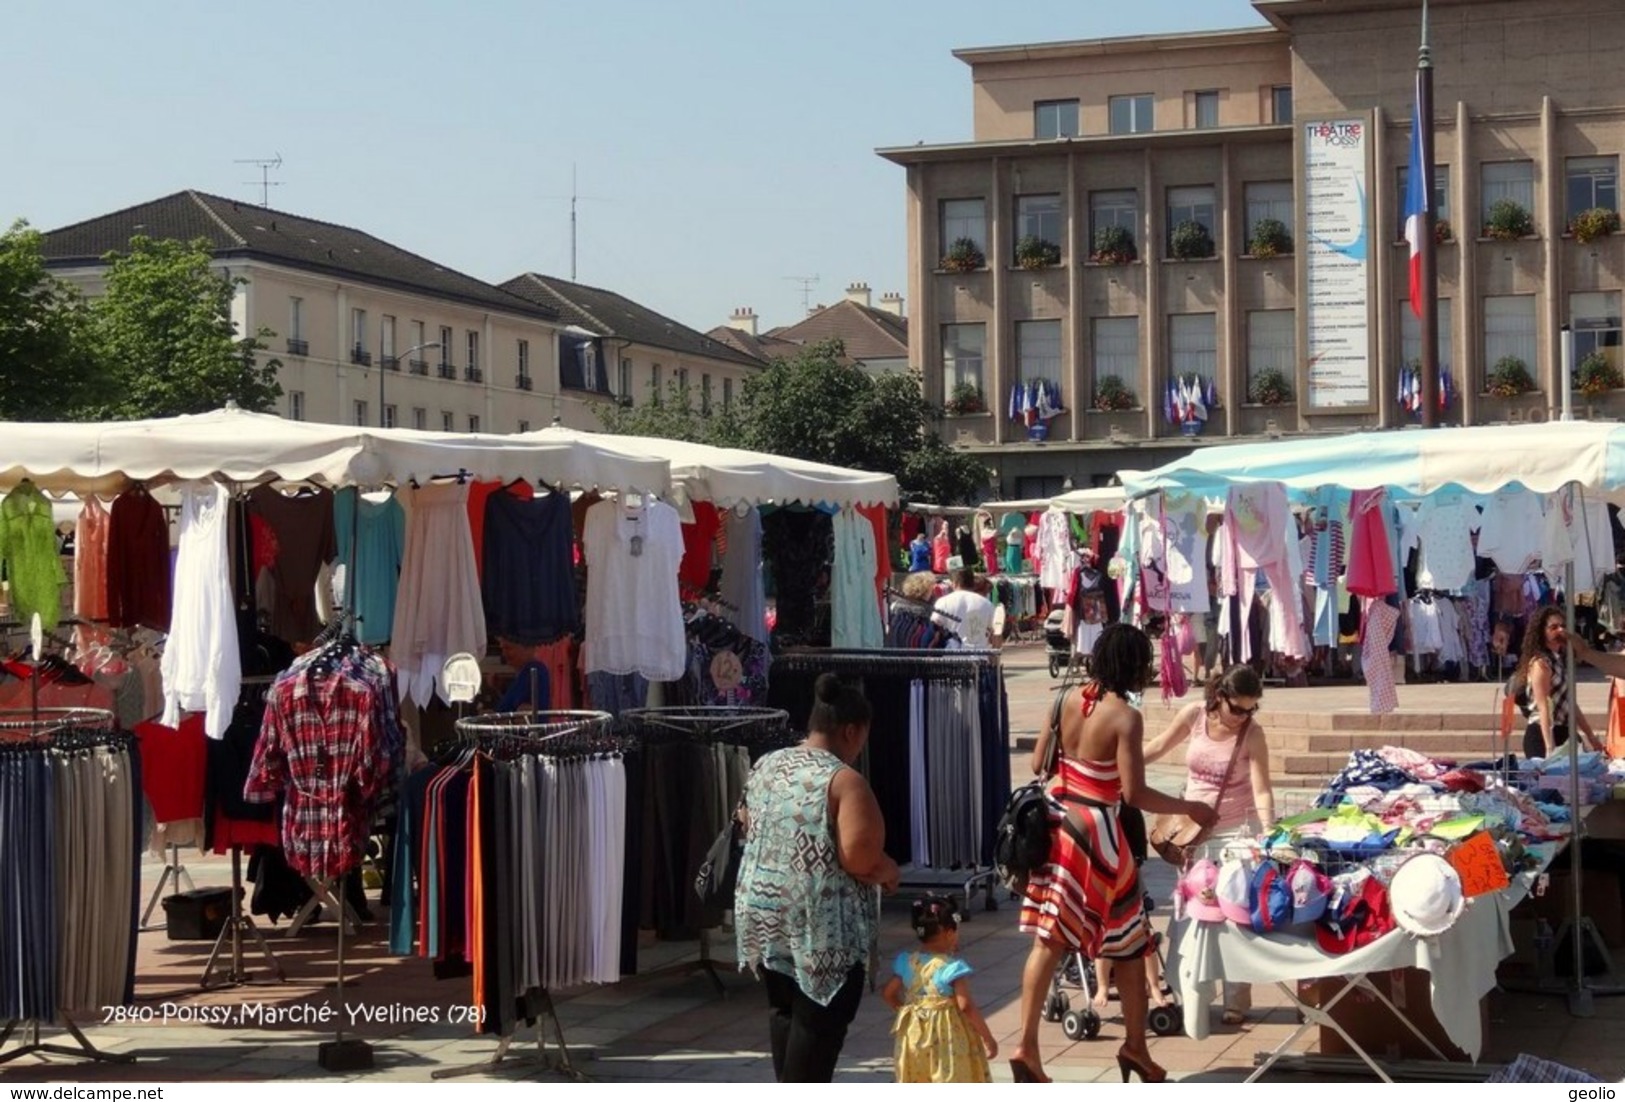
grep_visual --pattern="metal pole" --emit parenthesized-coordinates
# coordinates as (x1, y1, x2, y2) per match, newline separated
(1562, 325, 1575, 422)
(1563, 539, 1590, 1014)
(1417, 2, 1440, 427)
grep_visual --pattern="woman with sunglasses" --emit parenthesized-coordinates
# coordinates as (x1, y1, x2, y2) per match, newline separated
(1143, 664, 1275, 1025)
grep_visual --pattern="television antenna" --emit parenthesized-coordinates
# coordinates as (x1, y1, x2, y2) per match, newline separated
(235, 154, 284, 206)
(783, 274, 820, 313)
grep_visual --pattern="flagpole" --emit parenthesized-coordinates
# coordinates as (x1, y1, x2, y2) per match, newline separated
(1418, 0, 1441, 427)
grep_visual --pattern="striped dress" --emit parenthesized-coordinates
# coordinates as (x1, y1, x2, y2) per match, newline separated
(1018, 687, 1150, 961)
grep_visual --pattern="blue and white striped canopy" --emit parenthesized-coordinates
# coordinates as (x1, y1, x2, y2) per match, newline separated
(1120, 421, 1625, 502)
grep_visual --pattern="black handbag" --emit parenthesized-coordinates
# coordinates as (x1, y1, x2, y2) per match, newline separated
(695, 802, 746, 908)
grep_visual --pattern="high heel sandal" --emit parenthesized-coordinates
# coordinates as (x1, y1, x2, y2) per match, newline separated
(1009, 1058, 1049, 1083)
(1116, 1047, 1167, 1083)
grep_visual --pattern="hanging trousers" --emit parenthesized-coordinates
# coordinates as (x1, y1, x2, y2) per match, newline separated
(761, 963, 865, 1083)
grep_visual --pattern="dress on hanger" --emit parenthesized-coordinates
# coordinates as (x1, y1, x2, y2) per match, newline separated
(161, 482, 241, 738)
(390, 480, 487, 707)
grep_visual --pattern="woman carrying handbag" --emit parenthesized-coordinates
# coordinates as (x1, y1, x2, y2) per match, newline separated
(1142, 664, 1276, 1025)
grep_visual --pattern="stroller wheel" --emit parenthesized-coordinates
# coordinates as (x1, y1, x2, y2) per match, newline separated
(1043, 991, 1069, 1023)
(1048, 654, 1062, 678)
(1148, 1003, 1183, 1037)
(1083, 1010, 1102, 1040)
(1061, 1009, 1087, 1041)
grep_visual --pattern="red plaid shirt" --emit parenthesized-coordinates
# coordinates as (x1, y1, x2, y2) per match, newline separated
(244, 664, 392, 879)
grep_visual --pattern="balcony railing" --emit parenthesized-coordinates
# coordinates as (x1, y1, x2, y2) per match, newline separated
(286, 338, 309, 356)
(409, 359, 429, 376)
(437, 363, 456, 380)
(464, 367, 484, 384)
(350, 347, 372, 367)
(515, 374, 533, 391)
(381, 355, 400, 371)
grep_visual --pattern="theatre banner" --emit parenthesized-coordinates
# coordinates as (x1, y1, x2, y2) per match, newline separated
(1301, 116, 1373, 410)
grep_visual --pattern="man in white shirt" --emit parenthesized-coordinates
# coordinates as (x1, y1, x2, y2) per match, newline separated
(933, 566, 997, 648)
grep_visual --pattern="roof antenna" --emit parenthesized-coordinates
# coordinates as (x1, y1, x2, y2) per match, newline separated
(783, 274, 820, 314)
(235, 153, 284, 207)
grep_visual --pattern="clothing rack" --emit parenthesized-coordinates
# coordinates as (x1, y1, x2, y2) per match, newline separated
(0, 708, 134, 1068)
(429, 709, 618, 1082)
(618, 706, 795, 996)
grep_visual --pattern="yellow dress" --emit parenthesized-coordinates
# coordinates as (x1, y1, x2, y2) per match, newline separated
(891, 951, 991, 1084)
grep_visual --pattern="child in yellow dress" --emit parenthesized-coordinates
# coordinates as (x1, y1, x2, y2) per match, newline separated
(882, 894, 997, 1083)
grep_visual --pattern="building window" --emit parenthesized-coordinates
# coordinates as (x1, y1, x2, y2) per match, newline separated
(1194, 90, 1220, 130)
(468, 414, 480, 433)
(353, 400, 368, 426)
(723, 376, 734, 410)
(412, 407, 426, 431)
(518, 419, 530, 433)
(1015, 475, 1065, 500)
(1166, 185, 1217, 254)
(287, 390, 305, 421)
(1481, 161, 1535, 225)
(411, 319, 425, 354)
(1400, 298, 1454, 383)
(1271, 85, 1293, 124)
(1109, 94, 1153, 135)
(617, 358, 633, 398)
(942, 324, 986, 403)
(1572, 291, 1622, 376)
(441, 410, 454, 432)
(1246, 310, 1296, 398)
(1396, 166, 1451, 239)
(351, 308, 367, 355)
(381, 315, 396, 362)
(382, 403, 397, 429)
(1567, 156, 1619, 223)
(701, 373, 712, 414)
(940, 198, 987, 259)
(1015, 319, 1062, 386)
(1245, 181, 1294, 243)
(467, 331, 480, 371)
(1089, 190, 1139, 256)
(1482, 295, 1537, 390)
(676, 366, 689, 391)
(1169, 314, 1218, 389)
(517, 339, 530, 381)
(1015, 194, 1063, 262)
(1092, 317, 1139, 401)
(1034, 99, 1080, 139)
(289, 297, 303, 340)
(651, 364, 662, 404)
(439, 326, 454, 371)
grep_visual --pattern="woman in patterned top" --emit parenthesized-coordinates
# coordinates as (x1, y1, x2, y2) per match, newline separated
(1513, 607, 1604, 759)
(734, 673, 900, 1082)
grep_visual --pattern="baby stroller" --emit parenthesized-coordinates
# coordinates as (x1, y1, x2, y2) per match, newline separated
(1044, 609, 1077, 679)
(1039, 806, 1184, 1041)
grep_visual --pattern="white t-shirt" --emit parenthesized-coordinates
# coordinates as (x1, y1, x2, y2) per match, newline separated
(932, 588, 995, 647)
(582, 497, 686, 680)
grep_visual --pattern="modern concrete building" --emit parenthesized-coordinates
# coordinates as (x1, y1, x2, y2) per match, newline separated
(42, 191, 604, 434)
(879, 0, 1625, 499)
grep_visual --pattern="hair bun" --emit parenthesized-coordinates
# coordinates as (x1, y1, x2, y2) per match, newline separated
(813, 672, 844, 704)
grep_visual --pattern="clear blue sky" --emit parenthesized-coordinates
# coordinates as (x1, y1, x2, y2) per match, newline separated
(9, 1, 1264, 335)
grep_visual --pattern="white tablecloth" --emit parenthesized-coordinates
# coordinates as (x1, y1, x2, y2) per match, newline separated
(1165, 859, 1553, 1061)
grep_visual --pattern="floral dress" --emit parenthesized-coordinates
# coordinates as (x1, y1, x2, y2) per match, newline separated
(891, 951, 990, 1084)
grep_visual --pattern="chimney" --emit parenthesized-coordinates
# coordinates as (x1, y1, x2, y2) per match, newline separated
(727, 306, 758, 337)
(878, 291, 905, 318)
(844, 281, 871, 308)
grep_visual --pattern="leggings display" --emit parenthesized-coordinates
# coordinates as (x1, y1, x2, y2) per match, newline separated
(0, 715, 140, 1027)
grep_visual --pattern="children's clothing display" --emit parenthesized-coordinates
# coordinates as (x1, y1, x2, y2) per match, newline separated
(390, 480, 487, 707)
(161, 481, 240, 739)
(333, 487, 407, 645)
(582, 496, 685, 683)
(890, 951, 991, 1083)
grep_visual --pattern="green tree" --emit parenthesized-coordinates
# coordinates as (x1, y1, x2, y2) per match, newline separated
(0, 220, 102, 419)
(88, 236, 281, 419)
(596, 379, 744, 446)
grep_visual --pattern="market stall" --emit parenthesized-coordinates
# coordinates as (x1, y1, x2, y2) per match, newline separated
(1128, 421, 1625, 1077)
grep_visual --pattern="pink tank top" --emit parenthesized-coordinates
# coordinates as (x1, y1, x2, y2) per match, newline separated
(1183, 710, 1256, 831)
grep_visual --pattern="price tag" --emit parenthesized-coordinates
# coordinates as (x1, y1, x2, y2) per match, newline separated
(629, 535, 644, 558)
(1448, 831, 1511, 897)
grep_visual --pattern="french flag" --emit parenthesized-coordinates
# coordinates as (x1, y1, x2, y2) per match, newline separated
(1404, 76, 1430, 319)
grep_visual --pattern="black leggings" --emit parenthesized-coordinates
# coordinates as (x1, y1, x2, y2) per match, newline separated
(1523, 721, 1571, 761)
(762, 963, 865, 1082)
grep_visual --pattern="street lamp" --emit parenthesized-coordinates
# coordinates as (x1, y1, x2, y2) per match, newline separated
(379, 341, 440, 428)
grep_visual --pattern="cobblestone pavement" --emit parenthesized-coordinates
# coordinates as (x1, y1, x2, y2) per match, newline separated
(2, 644, 1619, 1083)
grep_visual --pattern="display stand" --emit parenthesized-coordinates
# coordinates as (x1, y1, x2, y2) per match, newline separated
(0, 1018, 134, 1067)
(431, 990, 581, 1081)
(199, 846, 285, 989)
(316, 871, 371, 1072)
(286, 877, 362, 940)
(140, 843, 196, 931)
(1246, 976, 1449, 1084)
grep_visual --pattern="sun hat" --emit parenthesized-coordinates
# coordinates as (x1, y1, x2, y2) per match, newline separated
(1215, 857, 1254, 925)
(1177, 859, 1225, 923)
(1387, 852, 1466, 938)
(439, 652, 483, 703)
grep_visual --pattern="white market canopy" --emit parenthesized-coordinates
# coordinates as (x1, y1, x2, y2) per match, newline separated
(0, 407, 671, 496)
(527, 426, 899, 509)
(1049, 486, 1128, 513)
(1120, 422, 1625, 503)
(975, 497, 1055, 514)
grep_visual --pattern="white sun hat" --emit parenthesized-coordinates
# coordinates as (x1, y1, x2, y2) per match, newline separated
(1387, 852, 1466, 938)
